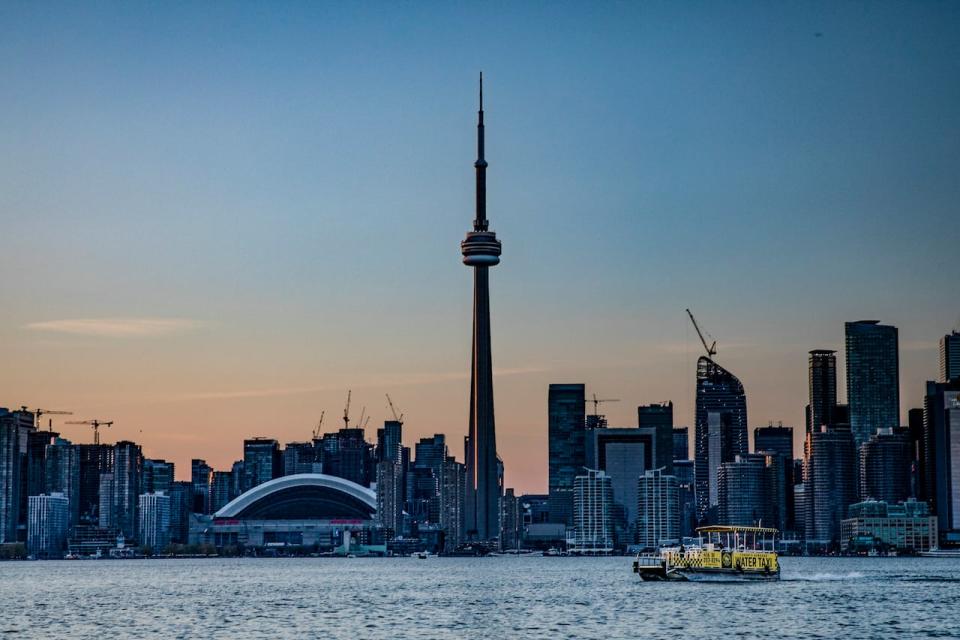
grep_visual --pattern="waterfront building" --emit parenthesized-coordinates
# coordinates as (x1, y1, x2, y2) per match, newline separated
(841, 499, 937, 553)
(461, 76, 503, 543)
(210, 471, 235, 513)
(243, 438, 282, 491)
(572, 469, 614, 554)
(548, 383, 586, 527)
(859, 428, 912, 503)
(672, 427, 689, 461)
(440, 457, 465, 551)
(922, 379, 960, 545)
(97, 441, 141, 542)
(376, 459, 404, 537)
(941, 331, 960, 383)
(138, 492, 171, 552)
(190, 459, 212, 514)
(319, 429, 373, 487)
(97, 473, 114, 530)
(78, 444, 113, 525)
(283, 442, 320, 476)
(168, 481, 192, 544)
(637, 402, 674, 475)
(845, 320, 900, 447)
(25, 430, 55, 505)
(793, 483, 806, 539)
(636, 469, 680, 548)
(0, 408, 35, 543)
(808, 350, 838, 433)
(754, 425, 795, 531)
(501, 488, 521, 550)
(694, 358, 748, 524)
(27, 493, 69, 558)
(143, 459, 174, 494)
(804, 426, 857, 546)
(718, 455, 772, 527)
(44, 437, 80, 527)
(672, 459, 696, 537)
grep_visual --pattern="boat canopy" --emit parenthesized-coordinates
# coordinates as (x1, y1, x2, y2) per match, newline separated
(696, 525, 778, 535)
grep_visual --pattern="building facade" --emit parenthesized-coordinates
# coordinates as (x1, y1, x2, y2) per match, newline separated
(859, 427, 912, 503)
(27, 493, 69, 558)
(804, 426, 857, 546)
(941, 331, 960, 383)
(548, 383, 586, 527)
(138, 492, 171, 552)
(808, 350, 838, 433)
(636, 469, 680, 548)
(922, 379, 960, 544)
(841, 499, 937, 553)
(572, 469, 614, 554)
(845, 320, 900, 447)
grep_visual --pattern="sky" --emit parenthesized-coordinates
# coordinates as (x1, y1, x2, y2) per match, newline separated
(1, 2, 958, 493)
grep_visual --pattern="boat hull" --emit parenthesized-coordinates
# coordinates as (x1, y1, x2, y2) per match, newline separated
(636, 564, 780, 582)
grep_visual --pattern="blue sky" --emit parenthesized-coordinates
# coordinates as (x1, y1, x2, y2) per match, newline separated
(1, 2, 957, 490)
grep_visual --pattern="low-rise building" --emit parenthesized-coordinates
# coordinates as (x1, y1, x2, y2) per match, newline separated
(840, 499, 937, 553)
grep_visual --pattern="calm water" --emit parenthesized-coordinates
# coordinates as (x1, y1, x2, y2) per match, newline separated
(2, 556, 959, 639)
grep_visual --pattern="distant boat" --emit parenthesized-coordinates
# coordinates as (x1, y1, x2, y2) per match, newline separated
(919, 548, 960, 558)
(634, 526, 780, 582)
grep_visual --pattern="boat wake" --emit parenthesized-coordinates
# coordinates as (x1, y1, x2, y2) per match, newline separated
(784, 571, 864, 582)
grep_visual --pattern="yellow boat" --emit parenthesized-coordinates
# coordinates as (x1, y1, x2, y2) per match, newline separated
(633, 525, 780, 581)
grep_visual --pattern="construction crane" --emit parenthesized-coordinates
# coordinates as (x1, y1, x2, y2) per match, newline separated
(587, 393, 620, 415)
(356, 406, 367, 430)
(312, 411, 325, 440)
(342, 390, 352, 429)
(386, 394, 404, 424)
(686, 308, 718, 359)
(66, 419, 113, 445)
(21, 407, 73, 431)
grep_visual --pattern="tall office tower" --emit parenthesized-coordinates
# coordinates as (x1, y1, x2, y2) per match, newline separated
(638, 402, 674, 475)
(718, 455, 772, 527)
(908, 407, 925, 501)
(572, 469, 614, 554)
(0, 408, 35, 543)
(548, 383, 586, 527)
(440, 457, 466, 551)
(585, 425, 663, 541)
(501, 488, 521, 550)
(282, 442, 319, 476)
(243, 438, 282, 491)
(754, 425, 794, 459)
(209, 471, 234, 513)
(461, 76, 504, 542)
(142, 459, 174, 494)
(804, 426, 857, 546)
(694, 358, 748, 524)
(319, 429, 373, 486)
(672, 428, 689, 461)
(859, 427, 912, 503)
(753, 426, 795, 531)
(138, 492, 171, 552)
(922, 379, 960, 542)
(44, 437, 80, 527)
(376, 420, 403, 463)
(846, 320, 900, 447)
(190, 459, 213, 514)
(793, 483, 806, 539)
(636, 468, 681, 548)
(97, 473, 115, 530)
(376, 458, 405, 537)
(415, 435, 448, 478)
(167, 481, 192, 545)
(942, 331, 960, 383)
(25, 430, 56, 502)
(27, 493, 69, 558)
(672, 460, 696, 537)
(110, 441, 142, 541)
(231, 461, 245, 496)
(78, 444, 113, 525)
(407, 466, 441, 525)
(808, 350, 838, 433)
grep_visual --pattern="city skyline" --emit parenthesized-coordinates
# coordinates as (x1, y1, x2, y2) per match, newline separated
(2, 3, 959, 494)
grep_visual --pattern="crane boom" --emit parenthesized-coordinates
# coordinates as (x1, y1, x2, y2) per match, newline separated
(312, 411, 325, 440)
(686, 308, 717, 358)
(342, 390, 352, 429)
(386, 394, 404, 424)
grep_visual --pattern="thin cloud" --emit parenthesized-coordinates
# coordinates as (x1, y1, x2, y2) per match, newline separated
(25, 317, 204, 338)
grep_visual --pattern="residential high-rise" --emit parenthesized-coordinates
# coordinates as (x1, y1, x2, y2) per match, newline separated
(243, 438, 282, 491)
(548, 383, 586, 527)
(808, 350, 838, 433)
(694, 357, 748, 524)
(637, 402, 674, 475)
(859, 427, 912, 504)
(44, 437, 80, 527)
(754, 425, 794, 460)
(461, 75, 503, 542)
(376, 420, 403, 463)
(109, 441, 142, 541)
(753, 425, 795, 532)
(190, 459, 212, 514)
(143, 459, 174, 494)
(846, 320, 900, 447)
(500, 488, 521, 551)
(0, 408, 35, 543)
(673, 459, 696, 537)
(376, 458, 405, 537)
(27, 493, 69, 558)
(78, 444, 113, 525)
(718, 455, 772, 527)
(415, 435, 447, 478)
(672, 427, 689, 461)
(440, 457, 465, 551)
(922, 379, 960, 542)
(282, 442, 319, 476)
(804, 426, 857, 546)
(572, 469, 614, 554)
(319, 429, 372, 486)
(941, 331, 960, 383)
(167, 481, 192, 545)
(138, 492, 171, 552)
(636, 469, 680, 548)
(210, 471, 234, 513)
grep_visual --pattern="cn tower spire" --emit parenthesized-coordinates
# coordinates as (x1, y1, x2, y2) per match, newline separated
(474, 72, 488, 232)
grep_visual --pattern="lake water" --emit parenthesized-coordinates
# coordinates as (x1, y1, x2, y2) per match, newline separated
(2, 556, 958, 639)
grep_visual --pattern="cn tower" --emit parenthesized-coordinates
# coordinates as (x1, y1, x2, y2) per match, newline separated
(461, 73, 502, 542)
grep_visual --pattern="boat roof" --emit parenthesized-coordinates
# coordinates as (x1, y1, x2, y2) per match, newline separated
(696, 525, 779, 534)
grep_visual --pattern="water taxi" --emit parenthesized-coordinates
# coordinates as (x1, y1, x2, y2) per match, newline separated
(633, 525, 780, 581)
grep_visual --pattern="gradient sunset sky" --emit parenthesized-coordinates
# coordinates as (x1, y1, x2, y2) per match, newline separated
(1, 2, 957, 492)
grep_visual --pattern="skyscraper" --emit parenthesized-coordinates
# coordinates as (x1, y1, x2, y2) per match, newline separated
(694, 357, 748, 524)
(754, 425, 794, 459)
(845, 320, 900, 447)
(637, 401, 674, 475)
(859, 427, 912, 504)
(808, 350, 838, 433)
(572, 469, 614, 554)
(27, 493, 69, 558)
(804, 426, 857, 546)
(78, 444, 113, 525)
(243, 438, 281, 491)
(0, 408, 35, 543)
(462, 75, 503, 542)
(718, 454, 773, 527)
(143, 459, 175, 494)
(941, 331, 960, 383)
(548, 384, 586, 527)
(110, 441, 142, 541)
(922, 379, 960, 542)
(672, 427, 689, 462)
(138, 492, 171, 552)
(190, 459, 212, 514)
(44, 437, 80, 528)
(636, 468, 681, 548)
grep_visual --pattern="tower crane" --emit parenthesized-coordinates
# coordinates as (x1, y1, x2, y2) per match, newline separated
(686, 308, 718, 359)
(342, 390, 352, 430)
(312, 411, 325, 440)
(587, 393, 620, 415)
(66, 419, 113, 445)
(356, 406, 366, 430)
(386, 394, 404, 424)
(21, 407, 73, 431)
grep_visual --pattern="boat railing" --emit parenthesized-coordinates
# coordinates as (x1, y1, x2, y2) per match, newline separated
(633, 553, 663, 568)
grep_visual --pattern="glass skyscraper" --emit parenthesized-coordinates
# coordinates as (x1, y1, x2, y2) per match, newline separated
(845, 320, 900, 447)
(548, 383, 586, 527)
(941, 331, 960, 383)
(694, 357, 748, 524)
(808, 350, 838, 433)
